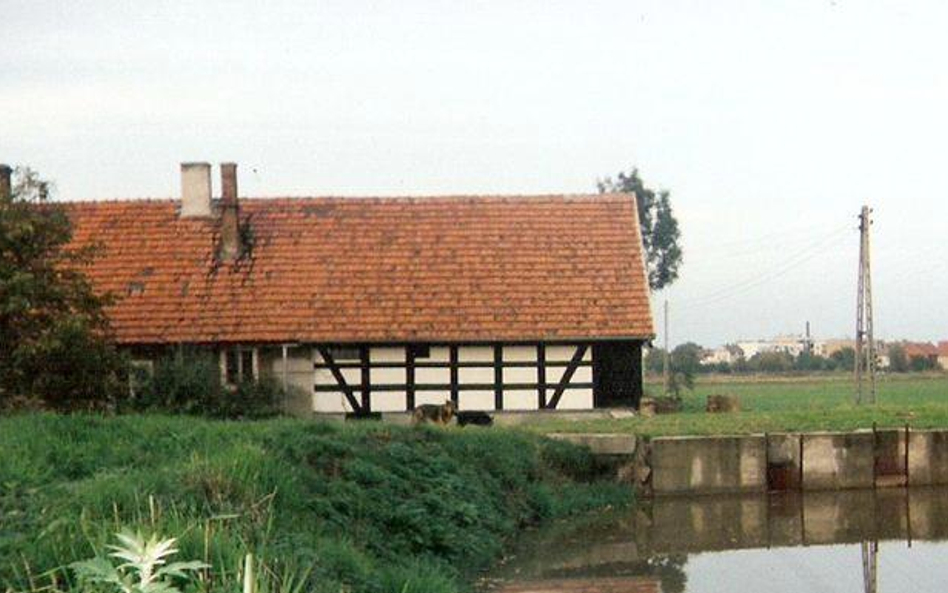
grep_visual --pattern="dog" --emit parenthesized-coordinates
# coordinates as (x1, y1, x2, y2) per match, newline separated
(412, 400, 457, 426)
(456, 411, 494, 427)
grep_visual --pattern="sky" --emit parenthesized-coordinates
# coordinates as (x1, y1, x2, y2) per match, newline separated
(2, 0, 947, 347)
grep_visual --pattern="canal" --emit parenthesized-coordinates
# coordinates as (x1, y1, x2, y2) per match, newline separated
(485, 486, 948, 592)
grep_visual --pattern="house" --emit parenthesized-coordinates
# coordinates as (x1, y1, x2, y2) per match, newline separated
(35, 162, 654, 415)
(903, 342, 940, 367)
(939, 342, 948, 370)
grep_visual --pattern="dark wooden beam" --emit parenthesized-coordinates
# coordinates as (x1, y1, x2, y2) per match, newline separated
(449, 345, 459, 405)
(546, 345, 588, 410)
(406, 347, 416, 411)
(494, 344, 503, 410)
(537, 344, 547, 409)
(315, 381, 594, 393)
(360, 346, 371, 412)
(316, 346, 361, 413)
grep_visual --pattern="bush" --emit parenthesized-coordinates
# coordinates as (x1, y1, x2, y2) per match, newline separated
(130, 351, 284, 418)
(0, 415, 630, 593)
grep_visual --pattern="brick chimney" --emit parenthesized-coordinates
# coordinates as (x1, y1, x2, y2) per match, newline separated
(180, 162, 212, 217)
(0, 164, 12, 202)
(220, 162, 241, 261)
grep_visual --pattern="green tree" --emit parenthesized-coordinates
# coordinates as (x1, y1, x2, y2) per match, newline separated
(909, 355, 936, 372)
(671, 342, 704, 375)
(598, 168, 683, 290)
(887, 344, 909, 373)
(830, 347, 856, 372)
(644, 346, 666, 374)
(0, 167, 125, 409)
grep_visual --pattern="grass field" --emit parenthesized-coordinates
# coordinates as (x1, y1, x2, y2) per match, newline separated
(528, 372, 948, 437)
(0, 414, 627, 593)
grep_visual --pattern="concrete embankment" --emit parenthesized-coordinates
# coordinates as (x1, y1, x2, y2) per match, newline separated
(549, 428, 948, 496)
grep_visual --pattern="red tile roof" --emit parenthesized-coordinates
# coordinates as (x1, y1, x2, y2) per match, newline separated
(903, 342, 939, 358)
(64, 194, 654, 345)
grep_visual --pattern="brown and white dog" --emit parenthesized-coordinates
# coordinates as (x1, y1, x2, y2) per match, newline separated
(412, 400, 457, 426)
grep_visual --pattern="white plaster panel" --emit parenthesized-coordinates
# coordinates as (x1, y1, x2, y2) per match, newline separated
(417, 367, 450, 384)
(504, 345, 538, 361)
(340, 368, 361, 386)
(370, 392, 407, 412)
(416, 391, 453, 406)
(459, 391, 494, 411)
(504, 390, 537, 410)
(572, 366, 592, 383)
(371, 367, 407, 385)
(546, 345, 591, 361)
(314, 391, 351, 413)
(459, 346, 494, 362)
(371, 347, 405, 363)
(459, 366, 494, 384)
(555, 389, 593, 410)
(504, 366, 538, 384)
(425, 347, 450, 362)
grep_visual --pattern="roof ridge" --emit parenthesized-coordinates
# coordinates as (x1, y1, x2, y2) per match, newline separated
(58, 193, 633, 205)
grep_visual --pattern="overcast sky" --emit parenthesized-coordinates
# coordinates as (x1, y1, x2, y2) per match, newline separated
(3, 0, 946, 346)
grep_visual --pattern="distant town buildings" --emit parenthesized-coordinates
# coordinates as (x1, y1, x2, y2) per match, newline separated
(699, 335, 946, 370)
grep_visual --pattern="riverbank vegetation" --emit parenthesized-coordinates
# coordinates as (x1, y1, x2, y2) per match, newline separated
(0, 414, 629, 593)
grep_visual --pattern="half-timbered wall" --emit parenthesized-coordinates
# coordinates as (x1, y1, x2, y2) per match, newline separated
(310, 343, 595, 414)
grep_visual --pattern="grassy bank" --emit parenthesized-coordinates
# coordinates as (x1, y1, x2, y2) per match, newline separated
(529, 373, 948, 437)
(0, 414, 628, 593)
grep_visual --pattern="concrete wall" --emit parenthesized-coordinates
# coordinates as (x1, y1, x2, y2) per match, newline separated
(800, 431, 875, 490)
(576, 429, 948, 497)
(650, 436, 767, 495)
(908, 429, 948, 486)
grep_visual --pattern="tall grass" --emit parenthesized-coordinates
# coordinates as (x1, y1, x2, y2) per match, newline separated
(0, 414, 629, 593)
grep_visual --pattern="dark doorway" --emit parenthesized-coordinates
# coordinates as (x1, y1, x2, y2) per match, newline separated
(592, 341, 643, 408)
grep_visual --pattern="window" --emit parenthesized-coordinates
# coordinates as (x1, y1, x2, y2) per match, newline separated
(409, 345, 431, 359)
(128, 359, 154, 396)
(222, 346, 257, 385)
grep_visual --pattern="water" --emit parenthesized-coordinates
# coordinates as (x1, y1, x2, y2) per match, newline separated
(485, 487, 948, 592)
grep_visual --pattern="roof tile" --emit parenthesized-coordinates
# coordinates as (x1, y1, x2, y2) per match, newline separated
(64, 194, 654, 344)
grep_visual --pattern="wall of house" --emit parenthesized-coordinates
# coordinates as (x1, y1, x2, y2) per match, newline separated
(311, 343, 594, 414)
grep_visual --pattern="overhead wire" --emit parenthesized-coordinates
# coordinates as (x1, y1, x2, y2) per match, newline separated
(673, 225, 853, 315)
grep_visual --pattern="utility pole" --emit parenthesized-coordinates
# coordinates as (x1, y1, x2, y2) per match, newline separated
(855, 206, 876, 404)
(663, 299, 670, 395)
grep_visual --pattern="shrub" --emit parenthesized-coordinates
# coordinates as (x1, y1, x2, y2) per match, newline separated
(130, 351, 284, 418)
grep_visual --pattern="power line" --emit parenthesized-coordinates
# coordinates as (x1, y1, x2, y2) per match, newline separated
(674, 227, 852, 313)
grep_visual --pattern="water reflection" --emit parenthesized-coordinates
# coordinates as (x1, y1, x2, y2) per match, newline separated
(487, 487, 948, 593)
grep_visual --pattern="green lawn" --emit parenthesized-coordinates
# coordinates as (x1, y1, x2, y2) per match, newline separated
(527, 373, 948, 437)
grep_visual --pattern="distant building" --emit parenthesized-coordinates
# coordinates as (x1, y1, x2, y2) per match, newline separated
(700, 344, 743, 366)
(736, 335, 808, 359)
(939, 342, 948, 370)
(903, 342, 940, 366)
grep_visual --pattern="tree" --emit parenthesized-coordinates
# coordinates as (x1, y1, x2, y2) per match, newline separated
(671, 342, 703, 376)
(887, 344, 909, 373)
(0, 167, 125, 409)
(830, 347, 856, 372)
(598, 168, 683, 290)
(644, 346, 666, 374)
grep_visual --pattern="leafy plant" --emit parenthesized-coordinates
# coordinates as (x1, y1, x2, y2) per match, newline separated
(70, 531, 206, 593)
(0, 166, 126, 410)
(597, 167, 682, 291)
